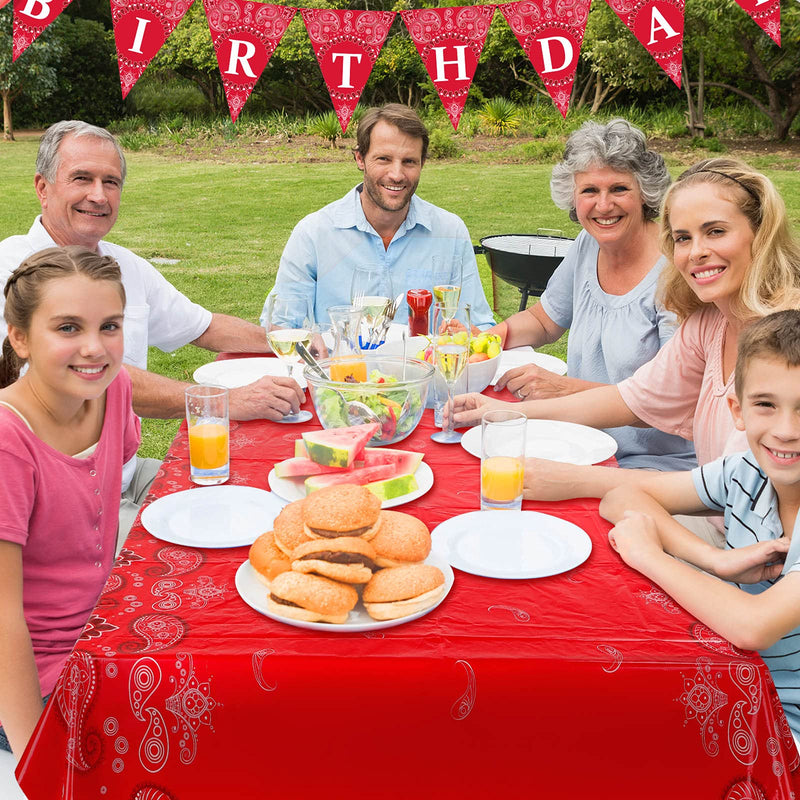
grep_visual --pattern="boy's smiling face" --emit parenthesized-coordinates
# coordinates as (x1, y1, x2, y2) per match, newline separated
(729, 355, 800, 492)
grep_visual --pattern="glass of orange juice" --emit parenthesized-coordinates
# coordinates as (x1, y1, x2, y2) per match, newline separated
(480, 410, 526, 510)
(185, 385, 229, 485)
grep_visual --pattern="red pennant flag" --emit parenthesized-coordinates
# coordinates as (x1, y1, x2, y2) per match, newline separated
(400, 6, 495, 131)
(301, 8, 395, 133)
(12, 0, 72, 61)
(604, 0, 685, 87)
(732, 0, 780, 45)
(499, 0, 591, 118)
(203, 0, 296, 123)
(110, 0, 195, 98)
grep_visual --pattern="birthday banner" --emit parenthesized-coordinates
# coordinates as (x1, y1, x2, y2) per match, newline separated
(9, 0, 785, 124)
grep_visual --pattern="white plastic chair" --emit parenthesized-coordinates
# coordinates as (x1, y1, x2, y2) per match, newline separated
(0, 749, 28, 799)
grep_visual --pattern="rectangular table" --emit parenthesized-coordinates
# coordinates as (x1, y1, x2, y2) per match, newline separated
(16, 393, 800, 799)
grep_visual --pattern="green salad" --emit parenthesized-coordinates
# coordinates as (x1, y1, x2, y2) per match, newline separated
(317, 370, 424, 442)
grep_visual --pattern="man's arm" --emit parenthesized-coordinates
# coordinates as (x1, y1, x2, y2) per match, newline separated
(191, 313, 270, 354)
(124, 364, 304, 421)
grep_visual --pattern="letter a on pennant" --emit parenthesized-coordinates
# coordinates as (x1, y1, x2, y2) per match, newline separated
(110, 0, 196, 98)
(605, 0, 686, 87)
(12, 0, 73, 61)
(400, 5, 496, 130)
(301, 9, 396, 133)
(204, 0, 296, 123)
(499, 0, 592, 118)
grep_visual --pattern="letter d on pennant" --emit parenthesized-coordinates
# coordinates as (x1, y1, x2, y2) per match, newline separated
(538, 36, 573, 73)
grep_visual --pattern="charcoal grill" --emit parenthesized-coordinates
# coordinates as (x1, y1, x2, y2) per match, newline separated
(477, 232, 574, 312)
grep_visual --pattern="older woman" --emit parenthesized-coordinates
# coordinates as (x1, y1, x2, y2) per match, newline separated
(454, 158, 800, 542)
(489, 118, 695, 470)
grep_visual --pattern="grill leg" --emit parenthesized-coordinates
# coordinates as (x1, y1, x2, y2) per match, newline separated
(518, 287, 530, 313)
(491, 270, 499, 313)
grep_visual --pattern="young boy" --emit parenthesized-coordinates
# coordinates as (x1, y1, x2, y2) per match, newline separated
(600, 309, 800, 740)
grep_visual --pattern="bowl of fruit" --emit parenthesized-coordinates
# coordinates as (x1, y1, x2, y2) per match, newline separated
(304, 356, 435, 446)
(375, 331, 502, 402)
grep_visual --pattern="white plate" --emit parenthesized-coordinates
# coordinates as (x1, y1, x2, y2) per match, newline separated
(267, 461, 433, 509)
(235, 550, 454, 631)
(141, 486, 288, 548)
(460, 419, 617, 465)
(431, 510, 592, 579)
(193, 358, 307, 389)
(490, 347, 567, 385)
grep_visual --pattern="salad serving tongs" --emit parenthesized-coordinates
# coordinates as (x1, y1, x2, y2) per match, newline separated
(295, 341, 329, 380)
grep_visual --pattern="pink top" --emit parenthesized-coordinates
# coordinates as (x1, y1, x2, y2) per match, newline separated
(0, 371, 141, 695)
(617, 305, 748, 467)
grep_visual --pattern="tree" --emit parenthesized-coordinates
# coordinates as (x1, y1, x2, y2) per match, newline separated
(0, 7, 64, 140)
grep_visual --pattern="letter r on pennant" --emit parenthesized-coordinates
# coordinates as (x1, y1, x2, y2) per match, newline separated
(226, 40, 258, 78)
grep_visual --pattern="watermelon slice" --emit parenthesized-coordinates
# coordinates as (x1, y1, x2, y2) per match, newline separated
(305, 463, 397, 492)
(365, 472, 419, 501)
(302, 424, 379, 468)
(273, 457, 354, 479)
(295, 439, 423, 475)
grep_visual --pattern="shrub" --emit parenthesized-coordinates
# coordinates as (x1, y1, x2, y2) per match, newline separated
(478, 97, 521, 137)
(308, 110, 342, 147)
(126, 75, 210, 119)
(520, 139, 564, 163)
(428, 128, 463, 159)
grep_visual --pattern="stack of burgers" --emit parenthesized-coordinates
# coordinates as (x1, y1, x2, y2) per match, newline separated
(248, 484, 446, 624)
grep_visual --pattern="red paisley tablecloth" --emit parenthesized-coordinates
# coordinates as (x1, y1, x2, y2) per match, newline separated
(16, 384, 800, 800)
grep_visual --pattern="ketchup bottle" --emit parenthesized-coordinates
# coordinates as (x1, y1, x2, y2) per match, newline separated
(406, 289, 432, 336)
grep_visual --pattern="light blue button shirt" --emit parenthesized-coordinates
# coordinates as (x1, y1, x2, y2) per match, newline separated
(693, 451, 800, 739)
(261, 185, 494, 330)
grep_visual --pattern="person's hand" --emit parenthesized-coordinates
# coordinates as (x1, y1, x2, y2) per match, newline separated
(438, 318, 482, 336)
(710, 538, 789, 584)
(495, 364, 572, 400)
(229, 376, 305, 421)
(608, 511, 666, 572)
(522, 458, 592, 502)
(450, 392, 511, 427)
(308, 332, 329, 360)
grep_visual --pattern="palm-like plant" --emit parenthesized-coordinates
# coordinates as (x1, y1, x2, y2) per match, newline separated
(478, 97, 521, 137)
(308, 110, 342, 148)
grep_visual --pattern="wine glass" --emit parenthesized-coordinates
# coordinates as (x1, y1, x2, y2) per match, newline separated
(350, 265, 393, 350)
(432, 255, 463, 324)
(262, 293, 314, 424)
(431, 301, 470, 444)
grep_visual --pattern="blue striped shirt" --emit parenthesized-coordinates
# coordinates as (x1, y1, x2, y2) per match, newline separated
(693, 451, 800, 737)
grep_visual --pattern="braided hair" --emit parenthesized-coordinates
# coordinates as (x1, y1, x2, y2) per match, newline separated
(0, 247, 125, 388)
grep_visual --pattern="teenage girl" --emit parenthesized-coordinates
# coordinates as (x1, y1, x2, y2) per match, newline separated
(0, 246, 140, 757)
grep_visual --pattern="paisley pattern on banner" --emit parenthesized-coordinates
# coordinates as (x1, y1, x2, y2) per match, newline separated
(498, 0, 591, 118)
(604, 0, 685, 87)
(400, 5, 495, 130)
(110, 0, 195, 98)
(301, 8, 395, 132)
(731, 0, 780, 45)
(203, 0, 296, 122)
(12, 0, 73, 61)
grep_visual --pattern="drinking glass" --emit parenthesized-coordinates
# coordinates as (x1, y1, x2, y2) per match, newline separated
(186, 385, 230, 485)
(262, 293, 314, 423)
(431, 301, 470, 444)
(350, 265, 393, 350)
(432, 256, 463, 324)
(480, 410, 526, 510)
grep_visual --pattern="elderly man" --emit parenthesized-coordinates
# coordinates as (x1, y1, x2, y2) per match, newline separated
(0, 120, 305, 541)
(261, 103, 494, 330)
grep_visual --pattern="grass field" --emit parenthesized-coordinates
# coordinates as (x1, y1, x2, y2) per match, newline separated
(1, 139, 799, 458)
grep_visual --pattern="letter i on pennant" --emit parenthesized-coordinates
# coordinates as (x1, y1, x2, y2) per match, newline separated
(12, 0, 73, 61)
(110, 0, 196, 98)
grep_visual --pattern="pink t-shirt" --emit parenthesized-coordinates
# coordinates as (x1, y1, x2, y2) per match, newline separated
(0, 370, 141, 695)
(617, 305, 748, 467)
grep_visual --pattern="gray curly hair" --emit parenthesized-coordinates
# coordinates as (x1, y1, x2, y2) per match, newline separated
(36, 120, 127, 185)
(550, 118, 669, 223)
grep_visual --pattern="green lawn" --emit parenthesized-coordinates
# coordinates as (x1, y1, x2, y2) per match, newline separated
(1, 140, 799, 458)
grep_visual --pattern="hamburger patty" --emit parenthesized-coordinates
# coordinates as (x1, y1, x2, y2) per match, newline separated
(298, 551, 377, 570)
(307, 525, 374, 539)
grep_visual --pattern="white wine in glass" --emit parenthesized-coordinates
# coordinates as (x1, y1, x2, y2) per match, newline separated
(263, 293, 314, 424)
(431, 301, 470, 444)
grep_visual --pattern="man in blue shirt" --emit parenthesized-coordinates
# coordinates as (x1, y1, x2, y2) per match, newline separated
(599, 310, 800, 744)
(261, 104, 494, 330)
